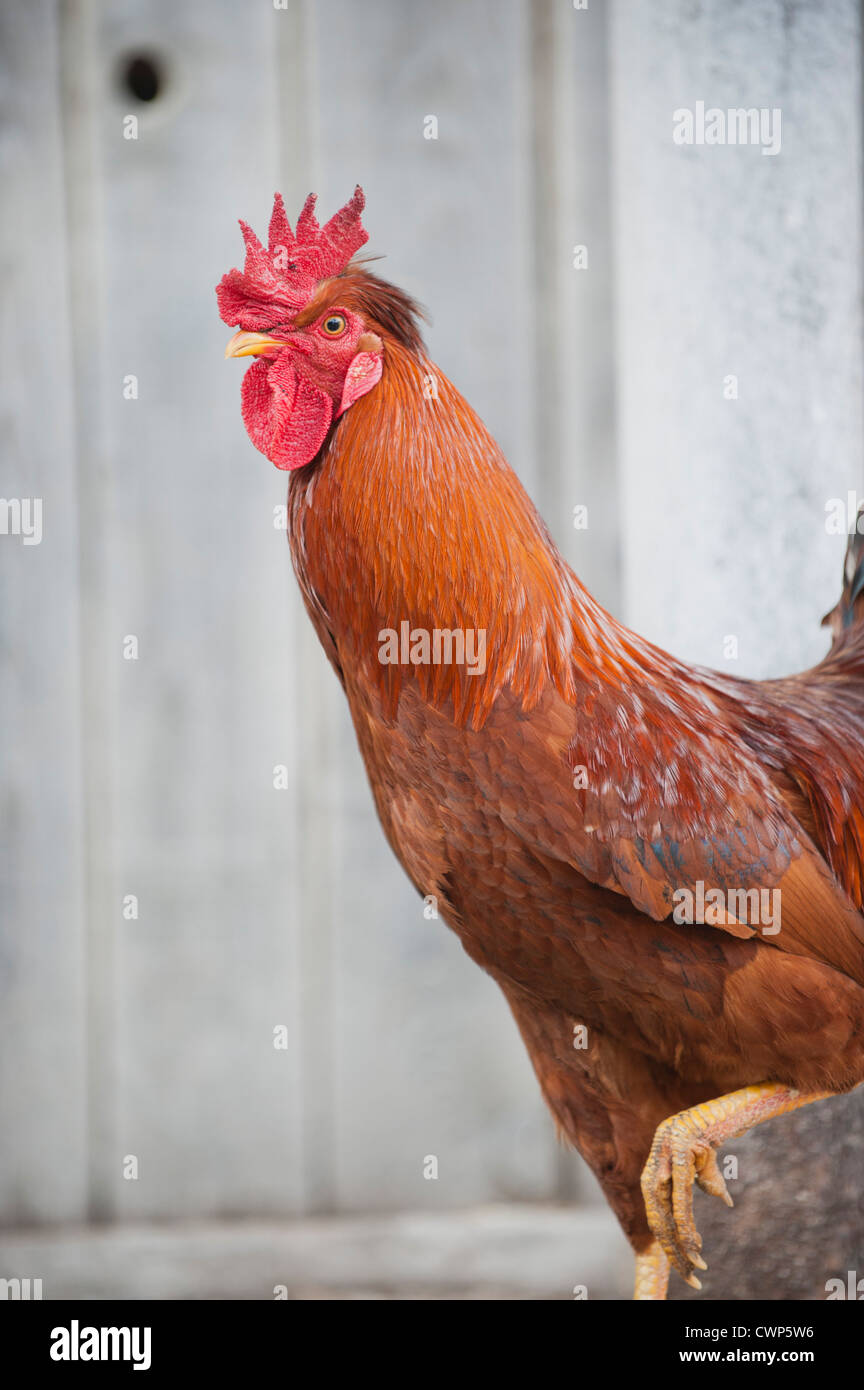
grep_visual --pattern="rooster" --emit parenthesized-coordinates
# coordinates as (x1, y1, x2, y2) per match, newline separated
(218, 189, 864, 1299)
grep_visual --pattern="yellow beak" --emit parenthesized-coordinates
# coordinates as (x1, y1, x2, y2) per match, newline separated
(224, 330, 284, 359)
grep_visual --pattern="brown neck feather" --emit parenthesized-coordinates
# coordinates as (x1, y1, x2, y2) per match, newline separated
(287, 335, 643, 728)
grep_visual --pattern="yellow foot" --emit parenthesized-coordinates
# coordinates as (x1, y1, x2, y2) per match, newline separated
(640, 1082, 832, 1290)
(634, 1240, 670, 1300)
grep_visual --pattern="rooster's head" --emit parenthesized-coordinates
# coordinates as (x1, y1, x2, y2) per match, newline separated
(217, 187, 384, 471)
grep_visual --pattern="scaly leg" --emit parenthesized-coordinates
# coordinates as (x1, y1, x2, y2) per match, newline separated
(640, 1083, 833, 1291)
(634, 1240, 670, 1300)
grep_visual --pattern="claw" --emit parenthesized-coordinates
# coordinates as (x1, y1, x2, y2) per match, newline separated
(641, 1120, 726, 1286)
(695, 1147, 734, 1208)
(638, 1084, 833, 1297)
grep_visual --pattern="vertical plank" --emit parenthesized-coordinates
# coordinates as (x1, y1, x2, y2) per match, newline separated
(89, 0, 306, 1218)
(0, 1, 88, 1223)
(530, 0, 620, 613)
(59, 0, 120, 1224)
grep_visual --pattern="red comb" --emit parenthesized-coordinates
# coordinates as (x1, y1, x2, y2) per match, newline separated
(216, 186, 368, 330)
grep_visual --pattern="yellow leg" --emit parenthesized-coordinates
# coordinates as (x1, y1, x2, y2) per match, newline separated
(640, 1082, 832, 1290)
(634, 1240, 670, 1300)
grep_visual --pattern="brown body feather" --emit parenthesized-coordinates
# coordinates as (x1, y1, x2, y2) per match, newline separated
(287, 270, 864, 1249)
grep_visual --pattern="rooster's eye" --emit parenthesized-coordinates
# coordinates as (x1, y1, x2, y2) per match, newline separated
(321, 313, 347, 337)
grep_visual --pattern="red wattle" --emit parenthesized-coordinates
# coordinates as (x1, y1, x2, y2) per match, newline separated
(240, 357, 333, 471)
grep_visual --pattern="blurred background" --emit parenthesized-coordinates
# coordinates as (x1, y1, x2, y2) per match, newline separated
(1, 0, 863, 1299)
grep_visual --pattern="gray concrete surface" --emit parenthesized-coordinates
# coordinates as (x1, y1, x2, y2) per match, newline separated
(0, 1205, 632, 1301)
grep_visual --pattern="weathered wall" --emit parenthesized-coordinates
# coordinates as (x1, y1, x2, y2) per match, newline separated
(1, 0, 862, 1301)
(1, 0, 610, 1232)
